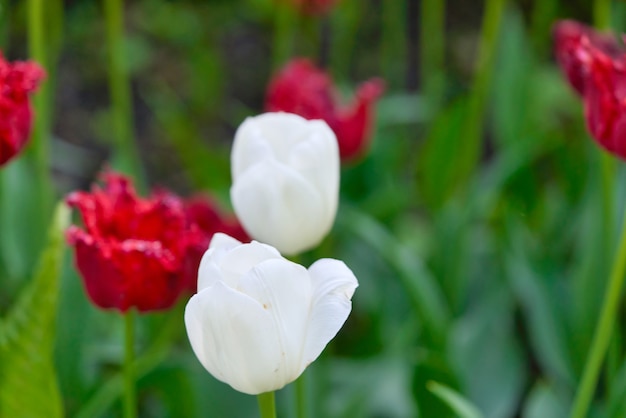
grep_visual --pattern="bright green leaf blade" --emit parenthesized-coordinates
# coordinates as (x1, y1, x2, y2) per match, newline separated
(0, 202, 69, 418)
(427, 381, 484, 418)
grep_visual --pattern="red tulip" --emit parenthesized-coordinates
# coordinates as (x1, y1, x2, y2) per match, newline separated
(182, 195, 249, 292)
(0, 53, 45, 166)
(265, 58, 385, 162)
(66, 172, 205, 312)
(554, 20, 626, 158)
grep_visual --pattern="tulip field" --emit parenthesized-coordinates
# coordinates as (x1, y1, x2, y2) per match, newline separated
(3, 0, 626, 417)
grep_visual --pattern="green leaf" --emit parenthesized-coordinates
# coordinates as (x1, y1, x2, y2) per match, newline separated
(522, 383, 568, 418)
(338, 205, 450, 344)
(324, 356, 418, 418)
(504, 221, 576, 387)
(449, 291, 527, 418)
(0, 158, 52, 284)
(427, 381, 484, 418)
(0, 202, 69, 418)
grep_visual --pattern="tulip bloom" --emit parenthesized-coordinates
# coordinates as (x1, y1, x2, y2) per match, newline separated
(230, 112, 339, 255)
(554, 20, 626, 158)
(184, 233, 358, 395)
(66, 172, 205, 312)
(0, 53, 45, 166)
(183, 195, 249, 292)
(265, 58, 385, 161)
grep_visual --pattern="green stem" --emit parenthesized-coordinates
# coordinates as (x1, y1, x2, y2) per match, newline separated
(329, 0, 359, 78)
(454, 0, 506, 191)
(257, 392, 276, 418)
(295, 374, 307, 418)
(381, 0, 405, 89)
(124, 310, 137, 418)
(75, 307, 181, 418)
(27, 0, 47, 162)
(272, 2, 296, 70)
(104, 0, 142, 184)
(594, 0, 612, 30)
(420, 0, 445, 111)
(27, 0, 52, 201)
(594, 0, 618, 400)
(570, 207, 626, 418)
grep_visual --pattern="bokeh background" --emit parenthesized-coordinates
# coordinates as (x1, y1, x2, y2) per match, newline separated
(2, 0, 626, 417)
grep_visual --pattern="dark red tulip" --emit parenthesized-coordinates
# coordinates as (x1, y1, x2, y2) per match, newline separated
(66, 172, 205, 312)
(182, 195, 249, 292)
(554, 20, 626, 158)
(0, 53, 45, 166)
(265, 58, 385, 162)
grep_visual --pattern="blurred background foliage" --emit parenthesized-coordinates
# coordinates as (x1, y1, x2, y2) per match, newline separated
(1, 0, 626, 417)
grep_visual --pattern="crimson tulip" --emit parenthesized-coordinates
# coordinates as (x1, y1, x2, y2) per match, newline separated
(183, 195, 249, 292)
(554, 20, 626, 158)
(66, 172, 205, 312)
(0, 53, 44, 167)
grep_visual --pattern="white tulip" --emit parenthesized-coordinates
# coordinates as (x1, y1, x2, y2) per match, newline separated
(184, 233, 358, 395)
(230, 112, 340, 255)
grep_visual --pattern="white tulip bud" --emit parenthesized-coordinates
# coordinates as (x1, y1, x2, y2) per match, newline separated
(184, 233, 358, 395)
(230, 112, 340, 255)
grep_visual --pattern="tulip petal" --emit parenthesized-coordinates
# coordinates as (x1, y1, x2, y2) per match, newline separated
(303, 259, 358, 366)
(231, 159, 326, 254)
(219, 241, 283, 285)
(232, 113, 313, 174)
(209, 232, 242, 250)
(289, 125, 339, 222)
(185, 282, 288, 395)
(237, 259, 312, 379)
(197, 233, 245, 290)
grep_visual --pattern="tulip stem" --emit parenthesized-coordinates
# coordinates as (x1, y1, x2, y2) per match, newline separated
(104, 0, 143, 186)
(123, 310, 137, 418)
(454, 0, 505, 192)
(257, 391, 276, 418)
(420, 0, 445, 111)
(570, 205, 626, 418)
(295, 374, 307, 418)
(594, 0, 612, 30)
(27, 0, 54, 220)
(272, 2, 296, 70)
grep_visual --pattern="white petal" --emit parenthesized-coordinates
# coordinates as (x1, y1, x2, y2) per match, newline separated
(232, 113, 311, 169)
(288, 124, 339, 230)
(302, 259, 358, 367)
(237, 258, 312, 380)
(184, 282, 289, 395)
(219, 241, 282, 285)
(209, 233, 242, 251)
(198, 236, 280, 290)
(197, 255, 224, 292)
(230, 159, 327, 255)
(231, 121, 274, 179)
(197, 234, 243, 291)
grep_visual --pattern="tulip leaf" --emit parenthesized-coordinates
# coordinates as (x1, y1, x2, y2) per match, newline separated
(521, 383, 567, 418)
(338, 205, 450, 343)
(427, 381, 484, 418)
(0, 202, 69, 418)
(504, 234, 576, 387)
